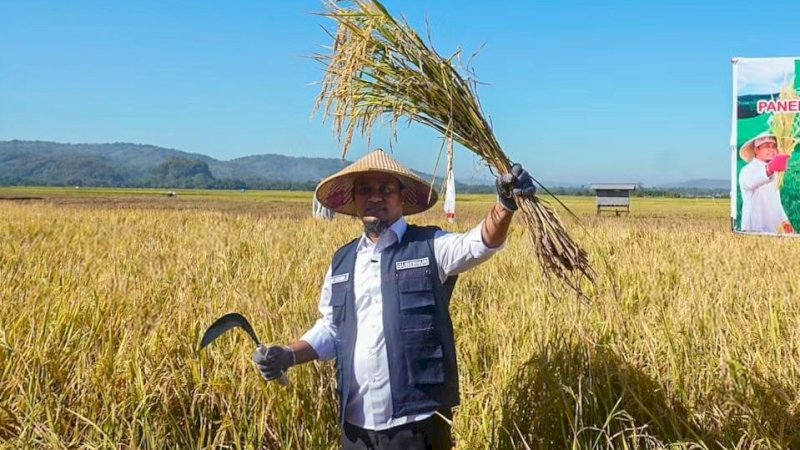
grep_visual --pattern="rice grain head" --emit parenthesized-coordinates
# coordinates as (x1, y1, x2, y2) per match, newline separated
(769, 78, 800, 189)
(314, 0, 596, 297)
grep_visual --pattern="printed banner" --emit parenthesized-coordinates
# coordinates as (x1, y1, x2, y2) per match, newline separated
(732, 57, 800, 235)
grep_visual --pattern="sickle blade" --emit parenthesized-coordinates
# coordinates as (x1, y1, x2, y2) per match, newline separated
(199, 313, 260, 350)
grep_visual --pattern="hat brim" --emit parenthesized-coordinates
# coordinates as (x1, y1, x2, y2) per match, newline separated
(739, 132, 777, 163)
(739, 141, 756, 162)
(316, 169, 438, 216)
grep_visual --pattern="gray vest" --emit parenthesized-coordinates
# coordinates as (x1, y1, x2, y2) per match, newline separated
(329, 225, 459, 423)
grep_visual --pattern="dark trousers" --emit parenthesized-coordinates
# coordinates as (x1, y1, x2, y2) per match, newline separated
(341, 410, 453, 450)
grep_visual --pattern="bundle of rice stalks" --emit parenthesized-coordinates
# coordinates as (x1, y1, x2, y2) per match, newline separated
(769, 79, 800, 189)
(314, 0, 594, 294)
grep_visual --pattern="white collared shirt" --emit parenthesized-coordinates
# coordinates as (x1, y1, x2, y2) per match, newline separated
(300, 217, 504, 430)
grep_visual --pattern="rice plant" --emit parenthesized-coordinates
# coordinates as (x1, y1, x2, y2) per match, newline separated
(1, 192, 800, 449)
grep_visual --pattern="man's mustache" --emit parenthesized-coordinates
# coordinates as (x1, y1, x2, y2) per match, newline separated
(364, 204, 387, 213)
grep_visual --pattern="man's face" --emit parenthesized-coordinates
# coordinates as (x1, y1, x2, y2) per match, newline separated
(353, 173, 404, 226)
(754, 140, 778, 162)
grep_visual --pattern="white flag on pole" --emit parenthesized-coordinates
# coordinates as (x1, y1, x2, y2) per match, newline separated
(444, 137, 456, 223)
(313, 191, 335, 220)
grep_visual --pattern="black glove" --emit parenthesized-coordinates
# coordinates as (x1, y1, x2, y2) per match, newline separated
(251, 345, 294, 381)
(496, 163, 537, 211)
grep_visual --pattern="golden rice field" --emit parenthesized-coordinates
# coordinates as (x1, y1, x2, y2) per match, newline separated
(1, 188, 799, 449)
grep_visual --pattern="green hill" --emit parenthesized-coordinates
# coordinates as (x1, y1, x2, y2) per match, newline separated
(0, 140, 353, 188)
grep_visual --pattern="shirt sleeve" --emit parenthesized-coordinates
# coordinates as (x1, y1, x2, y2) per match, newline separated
(299, 265, 337, 361)
(740, 161, 772, 191)
(433, 220, 505, 282)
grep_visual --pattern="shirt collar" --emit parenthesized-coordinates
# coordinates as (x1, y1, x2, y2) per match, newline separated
(357, 216, 407, 253)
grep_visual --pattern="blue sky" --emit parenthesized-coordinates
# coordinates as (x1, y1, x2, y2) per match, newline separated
(2, 1, 799, 185)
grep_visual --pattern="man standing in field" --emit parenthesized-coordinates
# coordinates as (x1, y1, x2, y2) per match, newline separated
(252, 149, 535, 449)
(739, 132, 794, 233)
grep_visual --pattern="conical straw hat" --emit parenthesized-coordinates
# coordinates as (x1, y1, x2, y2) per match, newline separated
(740, 131, 777, 162)
(315, 149, 437, 216)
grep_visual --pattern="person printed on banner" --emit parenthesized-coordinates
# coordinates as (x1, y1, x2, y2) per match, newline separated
(739, 132, 794, 234)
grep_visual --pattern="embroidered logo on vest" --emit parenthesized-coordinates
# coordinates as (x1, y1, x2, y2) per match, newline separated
(396, 257, 430, 271)
(330, 273, 350, 284)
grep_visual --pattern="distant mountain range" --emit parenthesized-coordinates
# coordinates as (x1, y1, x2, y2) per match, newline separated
(0, 140, 354, 187)
(0, 140, 729, 191)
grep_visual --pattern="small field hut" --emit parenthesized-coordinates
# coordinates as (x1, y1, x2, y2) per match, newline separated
(590, 183, 637, 215)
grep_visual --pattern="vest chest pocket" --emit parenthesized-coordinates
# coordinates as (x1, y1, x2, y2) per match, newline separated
(330, 282, 348, 325)
(397, 267, 435, 310)
(397, 267, 437, 337)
